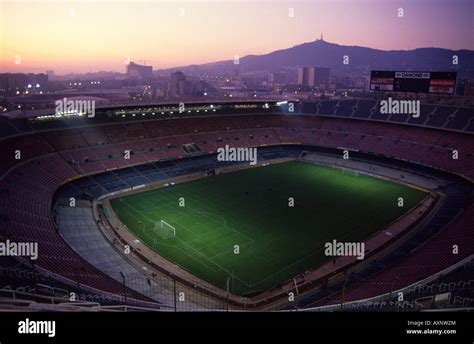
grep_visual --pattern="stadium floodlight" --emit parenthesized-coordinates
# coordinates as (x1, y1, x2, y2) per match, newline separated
(154, 220, 176, 240)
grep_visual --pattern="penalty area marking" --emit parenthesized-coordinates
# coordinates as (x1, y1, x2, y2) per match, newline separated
(115, 199, 253, 287)
(142, 191, 256, 245)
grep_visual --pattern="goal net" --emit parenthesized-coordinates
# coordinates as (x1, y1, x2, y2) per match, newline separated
(154, 220, 176, 240)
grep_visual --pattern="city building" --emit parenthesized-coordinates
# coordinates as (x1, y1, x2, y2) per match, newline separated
(126, 62, 153, 79)
(297, 67, 330, 88)
(268, 72, 288, 85)
(0, 73, 49, 93)
(169, 71, 203, 97)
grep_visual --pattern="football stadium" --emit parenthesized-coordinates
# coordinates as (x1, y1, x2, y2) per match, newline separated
(0, 99, 472, 312)
(0, 0, 473, 338)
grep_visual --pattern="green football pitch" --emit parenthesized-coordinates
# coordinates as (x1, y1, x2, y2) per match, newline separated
(110, 161, 426, 296)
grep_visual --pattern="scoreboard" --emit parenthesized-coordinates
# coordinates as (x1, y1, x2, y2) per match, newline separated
(370, 71, 457, 94)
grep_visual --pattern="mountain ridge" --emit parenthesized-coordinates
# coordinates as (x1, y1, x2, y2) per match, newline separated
(157, 39, 474, 77)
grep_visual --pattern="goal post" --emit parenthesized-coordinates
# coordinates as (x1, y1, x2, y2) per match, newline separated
(154, 220, 176, 239)
(160, 220, 176, 236)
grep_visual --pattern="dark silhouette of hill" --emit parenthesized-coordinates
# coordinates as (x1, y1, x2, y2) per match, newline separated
(159, 39, 474, 77)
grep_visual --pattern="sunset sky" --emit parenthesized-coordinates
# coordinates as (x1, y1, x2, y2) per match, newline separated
(1, 0, 473, 74)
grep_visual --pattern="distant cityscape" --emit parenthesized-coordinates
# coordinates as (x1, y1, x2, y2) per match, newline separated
(1, 38, 474, 115)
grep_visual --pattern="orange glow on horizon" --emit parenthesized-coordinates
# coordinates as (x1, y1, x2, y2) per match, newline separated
(1, 1, 472, 74)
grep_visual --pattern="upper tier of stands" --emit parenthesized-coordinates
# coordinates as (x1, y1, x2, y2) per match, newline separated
(0, 100, 473, 141)
(301, 99, 474, 133)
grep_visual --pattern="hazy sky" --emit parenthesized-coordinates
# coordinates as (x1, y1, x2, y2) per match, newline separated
(1, 0, 473, 74)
